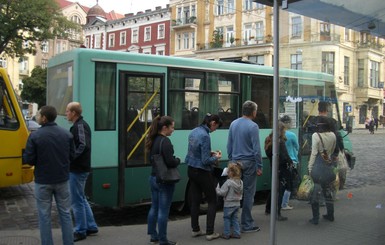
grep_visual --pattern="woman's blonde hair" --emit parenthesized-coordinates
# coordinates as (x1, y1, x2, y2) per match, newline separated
(228, 162, 242, 179)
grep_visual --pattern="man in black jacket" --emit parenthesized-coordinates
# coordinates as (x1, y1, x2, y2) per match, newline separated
(23, 106, 75, 245)
(66, 102, 98, 242)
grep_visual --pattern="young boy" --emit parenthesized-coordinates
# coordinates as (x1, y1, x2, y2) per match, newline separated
(216, 162, 243, 239)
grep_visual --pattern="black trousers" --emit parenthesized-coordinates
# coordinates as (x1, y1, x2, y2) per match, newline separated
(188, 166, 217, 234)
(310, 183, 334, 220)
(265, 178, 286, 216)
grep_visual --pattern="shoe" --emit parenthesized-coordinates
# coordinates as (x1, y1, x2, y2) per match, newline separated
(73, 232, 87, 242)
(206, 232, 220, 241)
(191, 230, 205, 237)
(160, 241, 178, 245)
(231, 234, 241, 239)
(322, 214, 335, 222)
(86, 229, 99, 236)
(277, 215, 288, 221)
(221, 234, 230, 240)
(265, 210, 270, 215)
(150, 238, 159, 244)
(281, 205, 293, 210)
(308, 218, 319, 225)
(241, 226, 260, 233)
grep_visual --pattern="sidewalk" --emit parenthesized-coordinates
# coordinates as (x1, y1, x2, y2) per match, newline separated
(1, 185, 384, 245)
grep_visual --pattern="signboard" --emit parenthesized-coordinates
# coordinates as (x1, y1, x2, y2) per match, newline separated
(345, 105, 352, 112)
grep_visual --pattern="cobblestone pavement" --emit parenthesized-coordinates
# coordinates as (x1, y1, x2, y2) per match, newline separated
(0, 128, 384, 231)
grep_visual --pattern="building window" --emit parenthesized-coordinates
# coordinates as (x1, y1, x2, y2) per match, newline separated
(41, 41, 49, 53)
(321, 52, 334, 75)
(244, 23, 252, 41)
(226, 26, 234, 45)
(227, 0, 235, 13)
(217, 0, 224, 15)
(344, 56, 350, 85)
(291, 54, 302, 70)
(86, 38, 90, 48)
(183, 33, 189, 49)
(344, 28, 350, 41)
(132, 29, 138, 43)
(370, 60, 379, 88)
(191, 32, 195, 49)
(157, 50, 164, 55)
(19, 57, 29, 73)
(357, 59, 364, 87)
(291, 16, 302, 38)
(244, 0, 253, 10)
(256, 21, 264, 41)
(177, 34, 181, 50)
(120, 31, 127, 45)
(41, 59, 48, 69)
(320, 22, 331, 41)
(249, 55, 264, 65)
(108, 33, 115, 48)
(0, 57, 7, 68)
(158, 24, 165, 39)
(145, 27, 151, 41)
(94, 34, 101, 48)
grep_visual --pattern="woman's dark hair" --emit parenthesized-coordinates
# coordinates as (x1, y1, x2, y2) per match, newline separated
(201, 113, 223, 128)
(39, 106, 57, 122)
(145, 115, 174, 150)
(316, 116, 332, 133)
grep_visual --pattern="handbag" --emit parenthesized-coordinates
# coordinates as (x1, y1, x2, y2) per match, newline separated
(296, 175, 314, 200)
(153, 137, 181, 184)
(310, 133, 337, 185)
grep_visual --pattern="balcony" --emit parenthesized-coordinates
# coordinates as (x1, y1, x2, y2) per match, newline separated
(355, 86, 383, 100)
(196, 35, 273, 51)
(310, 33, 341, 42)
(171, 17, 197, 30)
(355, 41, 384, 52)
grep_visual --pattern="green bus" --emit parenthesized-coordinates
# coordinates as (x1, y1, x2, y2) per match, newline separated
(47, 48, 352, 208)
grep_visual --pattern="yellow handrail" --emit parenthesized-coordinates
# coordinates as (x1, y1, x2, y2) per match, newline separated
(127, 125, 152, 160)
(126, 89, 159, 133)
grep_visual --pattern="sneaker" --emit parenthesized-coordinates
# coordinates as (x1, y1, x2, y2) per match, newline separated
(160, 241, 178, 245)
(308, 218, 319, 225)
(221, 234, 230, 240)
(150, 238, 159, 244)
(191, 230, 205, 237)
(231, 234, 241, 239)
(73, 232, 87, 242)
(206, 232, 220, 241)
(322, 214, 335, 222)
(281, 205, 293, 210)
(277, 215, 288, 221)
(241, 226, 260, 233)
(86, 229, 99, 236)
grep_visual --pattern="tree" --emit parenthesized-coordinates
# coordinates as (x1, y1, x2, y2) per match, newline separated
(0, 0, 79, 57)
(21, 66, 46, 107)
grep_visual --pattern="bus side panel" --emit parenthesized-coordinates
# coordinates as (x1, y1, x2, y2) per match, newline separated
(0, 158, 22, 187)
(90, 168, 119, 207)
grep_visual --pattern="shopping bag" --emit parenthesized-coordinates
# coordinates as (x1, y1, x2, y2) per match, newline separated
(296, 175, 314, 200)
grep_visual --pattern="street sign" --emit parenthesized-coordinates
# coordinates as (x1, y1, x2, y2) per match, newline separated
(345, 105, 352, 112)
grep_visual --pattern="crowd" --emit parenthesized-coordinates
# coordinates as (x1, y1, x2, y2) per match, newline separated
(23, 100, 344, 245)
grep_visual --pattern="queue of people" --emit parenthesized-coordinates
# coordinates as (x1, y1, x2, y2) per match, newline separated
(22, 100, 341, 245)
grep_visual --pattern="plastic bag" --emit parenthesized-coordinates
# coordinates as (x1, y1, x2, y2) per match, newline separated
(296, 175, 314, 200)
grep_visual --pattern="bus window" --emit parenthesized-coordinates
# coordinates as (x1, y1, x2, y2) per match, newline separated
(0, 76, 19, 130)
(169, 69, 239, 129)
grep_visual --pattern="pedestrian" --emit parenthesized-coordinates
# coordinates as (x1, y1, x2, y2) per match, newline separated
(280, 115, 299, 210)
(374, 117, 379, 131)
(369, 117, 375, 134)
(146, 116, 180, 245)
(264, 122, 291, 221)
(227, 100, 263, 233)
(185, 113, 223, 241)
(216, 162, 243, 239)
(308, 116, 337, 225)
(22, 106, 75, 245)
(65, 102, 99, 242)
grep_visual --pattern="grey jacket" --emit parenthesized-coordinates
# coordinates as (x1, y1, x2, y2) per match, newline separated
(216, 178, 243, 207)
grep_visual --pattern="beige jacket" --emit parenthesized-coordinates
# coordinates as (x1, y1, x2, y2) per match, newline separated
(308, 132, 336, 173)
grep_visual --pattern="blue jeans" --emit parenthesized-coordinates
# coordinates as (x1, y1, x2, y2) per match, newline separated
(282, 190, 291, 208)
(239, 160, 257, 231)
(69, 172, 98, 235)
(223, 206, 240, 237)
(34, 181, 73, 245)
(147, 175, 175, 244)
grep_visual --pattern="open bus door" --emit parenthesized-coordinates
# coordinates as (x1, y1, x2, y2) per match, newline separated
(0, 68, 33, 187)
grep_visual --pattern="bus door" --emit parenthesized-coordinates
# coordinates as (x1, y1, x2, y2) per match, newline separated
(0, 68, 31, 187)
(118, 71, 162, 204)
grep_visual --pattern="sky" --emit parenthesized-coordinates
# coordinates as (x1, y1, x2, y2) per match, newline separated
(73, 0, 169, 15)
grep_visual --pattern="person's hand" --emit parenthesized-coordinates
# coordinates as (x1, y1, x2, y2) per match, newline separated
(216, 150, 222, 159)
(257, 169, 262, 176)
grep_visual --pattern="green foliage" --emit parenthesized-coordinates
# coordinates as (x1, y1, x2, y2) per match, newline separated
(20, 66, 46, 107)
(210, 30, 223, 48)
(0, 0, 80, 57)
